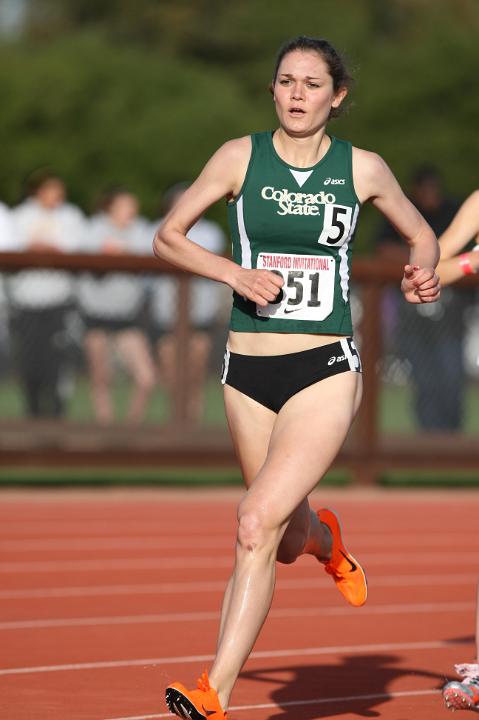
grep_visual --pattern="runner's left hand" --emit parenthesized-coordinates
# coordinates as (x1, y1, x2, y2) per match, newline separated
(401, 265, 440, 304)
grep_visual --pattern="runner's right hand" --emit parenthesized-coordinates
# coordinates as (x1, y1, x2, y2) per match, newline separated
(230, 267, 284, 307)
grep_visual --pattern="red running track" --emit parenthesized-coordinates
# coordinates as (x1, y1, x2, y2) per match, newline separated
(0, 487, 477, 720)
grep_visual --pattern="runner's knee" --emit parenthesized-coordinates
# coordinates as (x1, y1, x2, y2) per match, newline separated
(237, 505, 279, 555)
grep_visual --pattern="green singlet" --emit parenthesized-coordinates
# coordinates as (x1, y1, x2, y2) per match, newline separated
(227, 131, 361, 335)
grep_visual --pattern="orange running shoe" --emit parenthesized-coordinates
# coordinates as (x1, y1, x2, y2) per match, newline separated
(317, 508, 367, 607)
(166, 671, 227, 719)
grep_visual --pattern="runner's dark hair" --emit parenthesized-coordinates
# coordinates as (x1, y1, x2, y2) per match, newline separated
(272, 36, 352, 117)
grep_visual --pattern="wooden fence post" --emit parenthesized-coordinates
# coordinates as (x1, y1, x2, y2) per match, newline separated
(351, 281, 383, 485)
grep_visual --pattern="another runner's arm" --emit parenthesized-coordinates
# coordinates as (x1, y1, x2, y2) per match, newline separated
(153, 138, 283, 307)
(435, 192, 479, 285)
(439, 190, 479, 260)
(353, 148, 440, 304)
(435, 250, 479, 286)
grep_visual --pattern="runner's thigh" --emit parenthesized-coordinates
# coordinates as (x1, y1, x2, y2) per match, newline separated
(223, 384, 277, 487)
(241, 371, 362, 526)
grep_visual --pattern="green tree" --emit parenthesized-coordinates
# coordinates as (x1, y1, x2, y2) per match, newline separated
(0, 0, 478, 247)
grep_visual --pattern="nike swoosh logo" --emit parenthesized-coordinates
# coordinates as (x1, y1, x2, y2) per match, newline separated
(202, 707, 217, 717)
(340, 550, 357, 572)
(283, 307, 301, 314)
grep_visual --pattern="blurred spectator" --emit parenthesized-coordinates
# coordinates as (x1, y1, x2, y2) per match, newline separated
(0, 201, 15, 249)
(0, 202, 16, 374)
(5, 172, 85, 417)
(77, 187, 155, 424)
(150, 183, 225, 424)
(375, 165, 468, 431)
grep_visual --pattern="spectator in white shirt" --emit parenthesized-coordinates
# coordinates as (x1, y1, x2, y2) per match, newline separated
(77, 187, 155, 424)
(7, 172, 85, 417)
(0, 202, 15, 250)
(0, 202, 16, 367)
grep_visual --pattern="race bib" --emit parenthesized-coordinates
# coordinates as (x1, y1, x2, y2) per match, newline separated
(256, 252, 335, 321)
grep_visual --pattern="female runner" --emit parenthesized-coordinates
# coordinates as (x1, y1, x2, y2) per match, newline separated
(443, 579, 479, 712)
(154, 36, 440, 720)
(434, 190, 479, 713)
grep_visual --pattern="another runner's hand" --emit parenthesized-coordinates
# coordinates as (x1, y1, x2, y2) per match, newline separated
(401, 264, 441, 304)
(231, 268, 284, 307)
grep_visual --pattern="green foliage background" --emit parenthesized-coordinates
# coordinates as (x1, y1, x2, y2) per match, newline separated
(1, 0, 478, 248)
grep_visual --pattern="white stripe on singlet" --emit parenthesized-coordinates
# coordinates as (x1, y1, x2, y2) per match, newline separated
(339, 203, 359, 302)
(236, 196, 252, 269)
(221, 348, 230, 384)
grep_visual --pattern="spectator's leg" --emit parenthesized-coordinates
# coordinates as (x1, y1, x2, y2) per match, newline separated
(10, 309, 41, 417)
(411, 333, 464, 431)
(156, 334, 176, 417)
(396, 306, 440, 430)
(40, 307, 68, 418)
(24, 376, 42, 417)
(407, 332, 441, 430)
(435, 338, 464, 430)
(186, 331, 211, 423)
(115, 329, 156, 423)
(84, 329, 114, 423)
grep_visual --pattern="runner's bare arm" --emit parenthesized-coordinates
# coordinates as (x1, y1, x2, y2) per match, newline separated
(153, 137, 283, 306)
(353, 148, 440, 304)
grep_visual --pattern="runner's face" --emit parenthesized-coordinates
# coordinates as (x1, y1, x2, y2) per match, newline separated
(273, 50, 347, 136)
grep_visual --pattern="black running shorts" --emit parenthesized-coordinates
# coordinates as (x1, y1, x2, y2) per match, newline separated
(220, 337, 361, 413)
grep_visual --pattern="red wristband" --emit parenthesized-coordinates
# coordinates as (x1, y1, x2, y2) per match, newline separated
(459, 253, 476, 275)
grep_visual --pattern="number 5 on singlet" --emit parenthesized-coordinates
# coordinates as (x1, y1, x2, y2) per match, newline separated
(318, 204, 354, 246)
(256, 252, 335, 321)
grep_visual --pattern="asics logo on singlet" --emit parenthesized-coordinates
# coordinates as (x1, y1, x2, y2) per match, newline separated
(261, 186, 336, 216)
(328, 354, 346, 365)
(324, 177, 346, 186)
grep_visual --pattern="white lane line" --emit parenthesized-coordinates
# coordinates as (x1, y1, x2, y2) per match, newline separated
(0, 572, 474, 600)
(1, 551, 478, 573)
(0, 537, 234, 551)
(105, 688, 441, 720)
(0, 639, 466, 676)
(0, 557, 233, 573)
(2, 533, 479, 551)
(0, 523, 234, 536)
(0, 601, 473, 631)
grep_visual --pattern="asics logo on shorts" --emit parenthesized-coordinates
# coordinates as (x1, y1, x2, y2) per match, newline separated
(327, 354, 346, 365)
